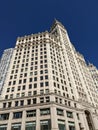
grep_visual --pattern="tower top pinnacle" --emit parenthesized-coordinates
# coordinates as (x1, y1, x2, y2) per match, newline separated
(50, 19, 65, 32)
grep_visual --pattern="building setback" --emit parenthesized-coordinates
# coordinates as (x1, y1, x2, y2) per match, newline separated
(0, 48, 13, 94)
(0, 20, 98, 130)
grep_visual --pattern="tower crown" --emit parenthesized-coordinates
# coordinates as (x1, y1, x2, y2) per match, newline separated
(50, 19, 65, 32)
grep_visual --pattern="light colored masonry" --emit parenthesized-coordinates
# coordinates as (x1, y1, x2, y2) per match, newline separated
(0, 20, 98, 130)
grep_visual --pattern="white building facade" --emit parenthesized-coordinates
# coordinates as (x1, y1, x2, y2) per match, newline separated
(0, 20, 98, 130)
(0, 48, 13, 94)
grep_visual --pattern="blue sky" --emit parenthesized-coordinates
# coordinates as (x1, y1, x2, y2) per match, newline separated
(0, 0, 98, 67)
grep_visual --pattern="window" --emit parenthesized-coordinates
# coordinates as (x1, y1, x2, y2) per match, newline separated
(29, 84, 32, 89)
(27, 99, 31, 105)
(7, 88, 10, 92)
(8, 102, 12, 108)
(26, 110, 36, 117)
(45, 89, 49, 94)
(5, 95, 8, 99)
(29, 78, 33, 82)
(23, 79, 26, 83)
(45, 75, 48, 79)
(40, 120, 51, 130)
(40, 108, 50, 116)
(40, 90, 44, 95)
(11, 87, 14, 92)
(20, 100, 24, 106)
(13, 112, 22, 119)
(58, 119, 66, 130)
(68, 121, 75, 130)
(40, 97, 44, 103)
(19, 80, 22, 84)
(45, 97, 50, 102)
(33, 91, 37, 95)
(16, 93, 20, 98)
(22, 85, 26, 90)
(25, 122, 36, 130)
(45, 70, 48, 73)
(45, 82, 49, 86)
(34, 71, 37, 75)
(40, 82, 44, 87)
(40, 70, 43, 74)
(76, 113, 79, 120)
(3, 103, 6, 108)
(21, 92, 25, 97)
(34, 77, 37, 81)
(15, 101, 18, 107)
(0, 113, 9, 120)
(34, 83, 37, 88)
(8, 81, 11, 86)
(24, 73, 27, 77)
(66, 111, 73, 118)
(10, 94, 13, 99)
(40, 76, 43, 80)
(57, 109, 64, 116)
(0, 124, 7, 130)
(17, 86, 21, 91)
(28, 91, 32, 96)
(11, 123, 21, 130)
(33, 98, 37, 104)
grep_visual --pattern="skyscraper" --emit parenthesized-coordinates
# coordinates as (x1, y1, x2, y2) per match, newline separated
(0, 20, 98, 130)
(0, 48, 13, 94)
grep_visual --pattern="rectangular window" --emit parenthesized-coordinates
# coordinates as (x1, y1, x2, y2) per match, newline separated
(11, 123, 21, 130)
(40, 108, 50, 116)
(28, 91, 32, 96)
(25, 122, 36, 130)
(21, 92, 25, 97)
(29, 78, 33, 82)
(68, 121, 75, 130)
(40, 120, 51, 130)
(66, 111, 73, 118)
(40, 83, 44, 87)
(40, 97, 44, 103)
(34, 83, 37, 88)
(57, 109, 64, 116)
(34, 77, 37, 81)
(0, 124, 7, 130)
(23, 79, 26, 83)
(45, 97, 50, 102)
(0, 113, 9, 120)
(15, 101, 18, 107)
(40, 76, 43, 80)
(33, 91, 37, 95)
(58, 119, 66, 130)
(17, 86, 21, 91)
(26, 110, 36, 117)
(27, 99, 31, 105)
(8, 102, 12, 108)
(40, 90, 44, 95)
(20, 100, 24, 106)
(45, 82, 49, 86)
(45, 89, 49, 94)
(33, 98, 37, 104)
(45, 75, 48, 79)
(22, 85, 26, 90)
(13, 112, 22, 119)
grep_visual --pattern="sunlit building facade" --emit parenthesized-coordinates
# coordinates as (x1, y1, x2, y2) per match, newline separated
(0, 20, 98, 130)
(0, 48, 13, 94)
